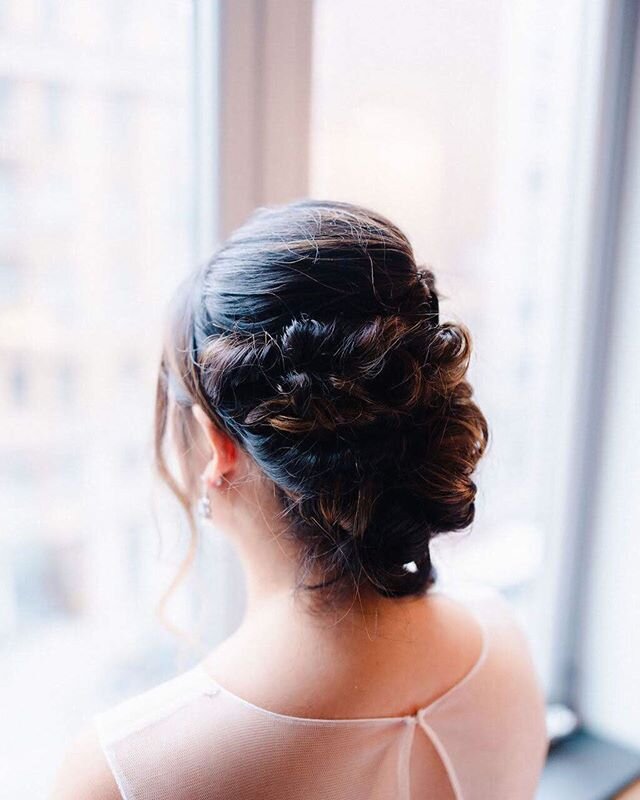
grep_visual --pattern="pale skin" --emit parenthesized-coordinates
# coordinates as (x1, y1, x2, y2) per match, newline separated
(51, 403, 484, 799)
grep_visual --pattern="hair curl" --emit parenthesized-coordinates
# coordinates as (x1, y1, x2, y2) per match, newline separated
(155, 199, 489, 608)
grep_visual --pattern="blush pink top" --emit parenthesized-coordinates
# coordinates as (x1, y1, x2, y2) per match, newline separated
(94, 582, 548, 799)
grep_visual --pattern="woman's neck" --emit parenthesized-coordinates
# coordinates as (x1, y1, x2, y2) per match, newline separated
(232, 533, 423, 645)
(220, 493, 429, 639)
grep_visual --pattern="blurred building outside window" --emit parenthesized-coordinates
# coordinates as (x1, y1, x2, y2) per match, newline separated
(0, 2, 194, 794)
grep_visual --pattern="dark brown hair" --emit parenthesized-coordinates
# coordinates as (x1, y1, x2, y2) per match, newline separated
(155, 199, 489, 609)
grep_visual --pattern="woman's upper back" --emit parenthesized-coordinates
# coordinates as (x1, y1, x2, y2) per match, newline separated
(91, 582, 548, 800)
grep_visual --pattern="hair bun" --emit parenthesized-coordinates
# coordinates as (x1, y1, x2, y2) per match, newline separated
(158, 199, 489, 607)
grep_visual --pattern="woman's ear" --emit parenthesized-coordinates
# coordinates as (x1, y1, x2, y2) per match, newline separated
(191, 403, 237, 484)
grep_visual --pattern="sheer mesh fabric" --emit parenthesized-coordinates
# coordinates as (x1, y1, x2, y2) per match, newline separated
(95, 584, 548, 800)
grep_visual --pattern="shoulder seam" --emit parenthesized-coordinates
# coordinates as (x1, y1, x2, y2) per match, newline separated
(94, 667, 208, 745)
(93, 717, 134, 800)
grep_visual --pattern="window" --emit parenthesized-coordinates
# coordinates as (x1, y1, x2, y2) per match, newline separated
(2, 1, 632, 794)
(0, 3, 195, 795)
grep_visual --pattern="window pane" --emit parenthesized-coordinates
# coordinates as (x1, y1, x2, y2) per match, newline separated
(310, 0, 597, 687)
(0, 2, 194, 794)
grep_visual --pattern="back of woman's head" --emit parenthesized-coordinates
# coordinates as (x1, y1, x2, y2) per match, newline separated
(156, 199, 489, 607)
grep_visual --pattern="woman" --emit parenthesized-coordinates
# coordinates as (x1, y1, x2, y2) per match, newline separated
(53, 200, 548, 799)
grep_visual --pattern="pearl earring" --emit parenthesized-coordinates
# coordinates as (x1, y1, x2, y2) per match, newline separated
(197, 474, 224, 519)
(197, 488, 211, 519)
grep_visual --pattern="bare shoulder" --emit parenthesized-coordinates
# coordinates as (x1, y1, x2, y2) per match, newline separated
(435, 579, 547, 701)
(448, 580, 548, 744)
(436, 578, 534, 648)
(51, 724, 121, 800)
